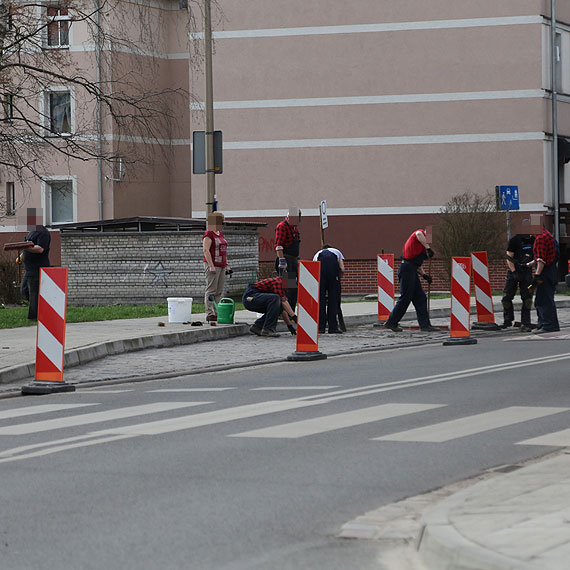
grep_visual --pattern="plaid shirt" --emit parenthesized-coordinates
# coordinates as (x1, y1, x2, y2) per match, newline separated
(253, 277, 287, 300)
(274, 220, 300, 250)
(533, 229, 557, 266)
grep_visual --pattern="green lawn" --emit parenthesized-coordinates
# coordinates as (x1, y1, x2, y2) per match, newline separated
(0, 302, 234, 330)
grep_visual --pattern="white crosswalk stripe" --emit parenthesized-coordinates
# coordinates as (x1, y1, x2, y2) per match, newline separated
(517, 428, 570, 447)
(373, 407, 570, 443)
(229, 403, 443, 439)
(0, 402, 209, 436)
(0, 404, 96, 420)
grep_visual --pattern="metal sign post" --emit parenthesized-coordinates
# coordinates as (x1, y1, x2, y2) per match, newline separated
(320, 200, 328, 248)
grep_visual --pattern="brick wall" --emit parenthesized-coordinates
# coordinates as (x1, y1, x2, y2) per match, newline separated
(61, 229, 259, 305)
(262, 257, 507, 295)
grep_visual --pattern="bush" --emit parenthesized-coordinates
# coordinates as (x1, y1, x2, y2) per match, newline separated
(0, 253, 25, 305)
(434, 191, 506, 281)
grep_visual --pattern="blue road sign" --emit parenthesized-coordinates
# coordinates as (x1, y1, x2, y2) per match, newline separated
(496, 185, 520, 211)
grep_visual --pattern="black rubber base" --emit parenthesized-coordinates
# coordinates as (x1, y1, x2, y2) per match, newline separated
(287, 351, 327, 362)
(443, 337, 478, 346)
(471, 322, 501, 331)
(21, 382, 76, 395)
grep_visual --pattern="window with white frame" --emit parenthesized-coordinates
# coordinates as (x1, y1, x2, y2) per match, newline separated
(47, 90, 71, 134)
(46, 180, 74, 223)
(46, 5, 70, 48)
(6, 182, 15, 216)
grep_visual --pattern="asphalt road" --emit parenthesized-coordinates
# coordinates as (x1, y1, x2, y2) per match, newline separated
(1, 336, 570, 570)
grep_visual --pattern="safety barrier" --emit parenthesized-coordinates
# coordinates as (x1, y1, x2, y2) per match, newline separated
(377, 254, 395, 323)
(288, 260, 327, 361)
(471, 251, 499, 330)
(22, 267, 76, 394)
(444, 256, 477, 346)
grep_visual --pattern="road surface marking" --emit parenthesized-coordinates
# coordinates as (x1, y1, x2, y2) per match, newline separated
(147, 388, 236, 392)
(229, 403, 443, 438)
(250, 386, 340, 391)
(0, 404, 96, 420)
(373, 407, 569, 442)
(517, 427, 570, 447)
(0, 402, 210, 435)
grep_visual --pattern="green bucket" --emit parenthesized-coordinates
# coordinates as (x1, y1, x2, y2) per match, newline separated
(216, 298, 235, 324)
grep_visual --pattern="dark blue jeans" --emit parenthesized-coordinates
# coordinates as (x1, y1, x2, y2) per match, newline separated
(319, 273, 340, 332)
(386, 261, 430, 329)
(534, 263, 559, 331)
(242, 285, 282, 332)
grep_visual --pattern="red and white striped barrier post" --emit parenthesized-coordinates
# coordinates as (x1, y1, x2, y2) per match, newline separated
(376, 254, 394, 324)
(471, 251, 500, 331)
(443, 256, 477, 346)
(22, 267, 76, 394)
(288, 260, 327, 361)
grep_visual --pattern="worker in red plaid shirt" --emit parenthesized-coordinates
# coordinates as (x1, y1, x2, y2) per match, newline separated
(274, 208, 301, 309)
(242, 276, 297, 337)
(529, 226, 560, 333)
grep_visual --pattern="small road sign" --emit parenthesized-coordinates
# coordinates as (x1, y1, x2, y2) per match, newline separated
(496, 186, 520, 211)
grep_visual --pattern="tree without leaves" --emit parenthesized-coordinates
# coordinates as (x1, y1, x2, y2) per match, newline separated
(0, 0, 221, 216)
(434, 191, 507, 282)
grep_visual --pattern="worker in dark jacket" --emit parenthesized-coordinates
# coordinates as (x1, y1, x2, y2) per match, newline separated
(22, 208, 51, 321)
(313, 245, 345, 334)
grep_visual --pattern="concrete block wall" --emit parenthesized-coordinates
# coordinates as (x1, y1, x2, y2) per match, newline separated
(61, 229, 259, 305)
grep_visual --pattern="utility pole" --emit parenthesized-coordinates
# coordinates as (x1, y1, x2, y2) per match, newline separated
(551, 0, 560, 243)
(204, 0, 216, 215)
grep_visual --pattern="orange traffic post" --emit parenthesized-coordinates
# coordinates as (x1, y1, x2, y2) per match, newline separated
(374, 254, 395, 325)
(471, 251, 500, 331)
(22, 267, 76, 394)
(443, 256, 477, 346)
(287, 260, 327, 361)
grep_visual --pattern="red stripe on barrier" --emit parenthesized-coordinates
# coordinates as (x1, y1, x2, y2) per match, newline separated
(38, 301, 66, 344)
(35, 348, 63, 381)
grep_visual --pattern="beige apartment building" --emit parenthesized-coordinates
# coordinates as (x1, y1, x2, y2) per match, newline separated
(3, 1, 570, 291)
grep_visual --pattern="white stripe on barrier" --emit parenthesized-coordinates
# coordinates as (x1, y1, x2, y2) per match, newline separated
(471, 255, 489, 281)
(299, 263, 319, 302)
(451, 296, 470, 330)
(40, 272, 66, 316)
(378, 288, 394, 310)
(37, 321, 63, 369)
(377, 258, 393, 281)
(474, 285, 494, 313)
(452, 259, 471, 293)
(298, 304, 318, 345)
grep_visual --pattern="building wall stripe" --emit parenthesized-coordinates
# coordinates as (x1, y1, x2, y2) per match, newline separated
(190, 90, 546, 110)
(190, 16, 544, 40)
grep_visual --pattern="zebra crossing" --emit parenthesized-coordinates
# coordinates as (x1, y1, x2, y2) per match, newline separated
(1, 383, 570, 463)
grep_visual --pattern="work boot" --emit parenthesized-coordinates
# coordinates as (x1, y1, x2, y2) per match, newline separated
(207, 314, 217, 322)
(249, 324, 262, 336)
(420, 325, 440, 332)
(328, 329, 343, 334)
(520, 325, 532, 333)
(382, 322, 403, 332)
(261, 329, 280, 337)
(500, 322, 512, 329)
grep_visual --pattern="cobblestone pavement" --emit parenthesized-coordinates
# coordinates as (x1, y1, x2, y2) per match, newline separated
(58, 310, 570, 385)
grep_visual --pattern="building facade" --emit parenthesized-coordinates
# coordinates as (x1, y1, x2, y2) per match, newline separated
(2, 1, 570, 293)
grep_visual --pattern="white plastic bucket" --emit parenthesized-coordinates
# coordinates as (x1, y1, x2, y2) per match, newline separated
(167, 297, 193, 323)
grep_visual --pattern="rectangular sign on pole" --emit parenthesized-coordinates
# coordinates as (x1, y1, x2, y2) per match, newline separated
(495, 185, 520, 211)
(193, 130, 223, 174)
(320, 200, 328, 230)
